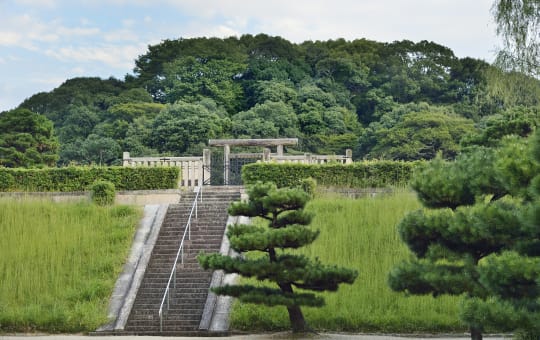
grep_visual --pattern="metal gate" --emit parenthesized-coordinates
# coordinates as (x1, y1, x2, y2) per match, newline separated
(203, 149, 261, 186)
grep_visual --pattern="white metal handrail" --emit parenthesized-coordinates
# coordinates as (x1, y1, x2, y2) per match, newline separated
(158, 184, 202, 332)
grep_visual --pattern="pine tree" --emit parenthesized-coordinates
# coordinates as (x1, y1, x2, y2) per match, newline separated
(198, 182, 358, 332)
(388, 134, 540, 340)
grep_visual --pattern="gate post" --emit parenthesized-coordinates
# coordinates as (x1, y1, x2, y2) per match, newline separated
(277, 144, 284, 156)
(203, 149, 211, 185)
(224, 145, 230, 185)
(263, 148, 271, 162)
(122, 152, 131, 166)
(345, 149, 353, 164)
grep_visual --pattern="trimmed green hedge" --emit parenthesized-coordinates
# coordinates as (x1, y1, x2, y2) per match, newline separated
(242, 161, 419, 188)
(0, 166, 180, 192)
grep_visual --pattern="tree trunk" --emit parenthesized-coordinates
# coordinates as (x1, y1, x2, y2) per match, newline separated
(277, 280, 308, 333)
(287, 305, 307, 333)
(470, 326, 483, 340)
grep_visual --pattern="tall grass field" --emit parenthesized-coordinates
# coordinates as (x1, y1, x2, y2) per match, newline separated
(0, 199, 141, 333)
(230, 190, 464, 333)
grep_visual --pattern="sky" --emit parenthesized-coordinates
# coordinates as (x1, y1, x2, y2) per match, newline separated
(0, 0, 499, 112)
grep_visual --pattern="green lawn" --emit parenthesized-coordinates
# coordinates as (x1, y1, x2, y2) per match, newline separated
(230, 190, 464, 333)
(0, 199, 140, 333)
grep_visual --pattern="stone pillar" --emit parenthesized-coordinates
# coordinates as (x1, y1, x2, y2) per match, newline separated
(263, 148, 271, 162)
(305, 153, 312, 164)
(224, 145, 230, 185)
(277, 144, 284, 156)
(203, 149, 211, 185)
(122, 152, 130, 166)
(345, 149, 353, 164)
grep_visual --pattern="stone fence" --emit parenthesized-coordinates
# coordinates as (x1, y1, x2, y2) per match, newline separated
(122, 147, 352, 188)
(122, 152, 209, 188)
(266, 149, 352, 164)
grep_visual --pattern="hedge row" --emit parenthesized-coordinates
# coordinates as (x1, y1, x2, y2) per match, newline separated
(0, 166, 180, 192)
(242, 161, 420, 188)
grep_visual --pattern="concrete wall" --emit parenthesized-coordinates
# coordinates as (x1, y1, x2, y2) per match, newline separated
(0, 189, 195, 205)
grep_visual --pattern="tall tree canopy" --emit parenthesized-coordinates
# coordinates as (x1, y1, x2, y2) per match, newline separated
(12, 34, 540, 165)
(0, 108, 59, 167)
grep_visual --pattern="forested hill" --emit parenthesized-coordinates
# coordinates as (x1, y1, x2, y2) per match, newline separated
(9, 34, 540, 166)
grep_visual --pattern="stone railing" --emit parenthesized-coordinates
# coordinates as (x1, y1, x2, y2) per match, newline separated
(265, 149, 352, 165)
(122, 152, 209, 188)
(122, 147, 352, 187)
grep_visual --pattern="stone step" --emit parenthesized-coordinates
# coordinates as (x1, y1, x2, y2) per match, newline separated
(132, 296, 208, 307)
(124, 188, 240, 333)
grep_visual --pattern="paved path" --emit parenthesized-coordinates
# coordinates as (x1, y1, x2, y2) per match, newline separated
(0, 333, 509, 340)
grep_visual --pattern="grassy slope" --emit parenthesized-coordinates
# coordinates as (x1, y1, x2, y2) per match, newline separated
(230, 191, 464, 333)
(0, 199, 140, 333)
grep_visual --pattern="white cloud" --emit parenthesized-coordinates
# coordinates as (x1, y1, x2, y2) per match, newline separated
(156, 0, 496, 60)
(0, 31, 23, 46)
(122, 19, 135, 28)
(56, 26, 100, 37)
(45, 43, 146, 69)
(0, 13, 101, 52)
(104, 29, 139, 42)
(30, 76, 68, 86)
(14, 0, 59, 8)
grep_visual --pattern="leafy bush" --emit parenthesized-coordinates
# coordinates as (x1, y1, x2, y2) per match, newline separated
(0, 171, 14, 191)
(299, 177, 317, 197)
(242, 161, 419, 188)
(91, 181, 115, 206)
(0, 166, 180, 192)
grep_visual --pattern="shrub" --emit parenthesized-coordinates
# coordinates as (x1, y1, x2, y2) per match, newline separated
(0, 171, 14, 191)
(299, 177, 317, 197)
(242, 161, 419, 188)
(0, 166, 180, 192)
(91, 181, 115, 206)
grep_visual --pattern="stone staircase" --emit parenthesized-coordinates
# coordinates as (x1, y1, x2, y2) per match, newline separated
(123, 188, 241, 335)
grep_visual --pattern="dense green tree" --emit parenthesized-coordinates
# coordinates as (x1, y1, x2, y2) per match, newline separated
(12, 35, 540, 164)
(461, 106, 538, 147)
(121, 116, 159, 157)
(0, 108, 59, 167)
(388, 133, 540, 339)
(148, 100, 230, 155)
(19, 77, 126, 123)
(56, 106, 100, 144)
(160, 56, 247, 113)
(232, 101, 299, 138)
(251, 80, 298, 105)
(198, 182, 357, 332)
(59, 134, 121, 166)
(134, 36, 247, 94)
(358, 103, 474, 160)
